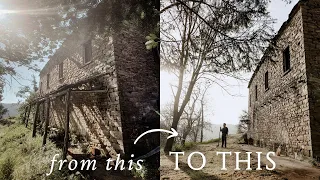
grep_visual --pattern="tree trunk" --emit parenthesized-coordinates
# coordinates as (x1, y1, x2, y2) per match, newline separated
(181, 130, 189, 146)
(200, 102, 204, 142)
(164, 114, 179, 153)
(181, 139, 186, 146)
(194, 117, 201, 142)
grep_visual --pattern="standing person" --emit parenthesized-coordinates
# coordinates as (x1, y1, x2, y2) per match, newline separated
(220, 123, 228, 148)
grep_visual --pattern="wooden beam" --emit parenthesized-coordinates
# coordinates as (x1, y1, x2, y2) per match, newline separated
(42, 99, 51, 146)
(32, 102, 40, 137)
(25, 105, 32, 128)
(62, 89, 71, 160)
(71, 89, 109, 93)
(32, 72, 108, 103)
(49, 89, 68, 99)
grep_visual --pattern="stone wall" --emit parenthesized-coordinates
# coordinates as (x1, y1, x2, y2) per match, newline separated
(108, 1, 160, 177)
(38, 7, 160, 162)
(112, 16, 160, 160)
(37, 3, 160, 177)
(38, 26, 124, 157)
(39, 28, 115, 95)
(302, 0, 320, 159)
(248, 5, 313, 158)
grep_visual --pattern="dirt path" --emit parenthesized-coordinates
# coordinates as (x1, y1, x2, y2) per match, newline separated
(160, 135, 320, 180)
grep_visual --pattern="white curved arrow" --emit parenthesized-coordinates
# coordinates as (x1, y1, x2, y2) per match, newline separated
(134, 128, 178, 144)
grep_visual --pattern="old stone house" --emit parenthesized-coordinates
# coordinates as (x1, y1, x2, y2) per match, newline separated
(248, 0, 320, 160)
(35, 2, 159, 162)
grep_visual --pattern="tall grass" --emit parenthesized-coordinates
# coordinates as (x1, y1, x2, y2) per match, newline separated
(0, 119, 66, 180)
(0, 158, 14, 180)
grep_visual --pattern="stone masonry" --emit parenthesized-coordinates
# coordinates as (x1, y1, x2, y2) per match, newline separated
(248, 0, 320, 160)
(38, 4, 159, 161)
(38, 22, 124, 158)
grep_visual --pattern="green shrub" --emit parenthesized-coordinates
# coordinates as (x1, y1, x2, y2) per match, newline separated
(173, 144, 183, 152)
(131, 162, 147, 179)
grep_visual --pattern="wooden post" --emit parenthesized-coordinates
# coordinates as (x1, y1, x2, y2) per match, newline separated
(32, 102, 40, 137)
(25, 104, 32, 127)
(63, 89, 71, 160)
(22, 106, 28, 124)
(40, 101, 46, 126)
(42, 99, 50, 146)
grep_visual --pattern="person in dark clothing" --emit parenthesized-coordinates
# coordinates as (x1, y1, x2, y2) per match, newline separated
(220, 123, 228, 148)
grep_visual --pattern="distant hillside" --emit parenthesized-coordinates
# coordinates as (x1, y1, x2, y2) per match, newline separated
(202, 124, 238, 141)
(1, 103, 20, 118)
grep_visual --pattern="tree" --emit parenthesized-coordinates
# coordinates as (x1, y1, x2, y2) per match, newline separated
(0, 0, 159, 71)
(160, 102, 174, 145)
(16, 75, 38, 99)
(186, 82, 211, 143)
(0, 0, 81, 71)
(161, 82, 212, 145)
(238, 110, 249, 133)
(180, 90, 201, 146)
(0, 0, 96, 99)
(0, 0, 160, 100)
(161, 0, 283, 153)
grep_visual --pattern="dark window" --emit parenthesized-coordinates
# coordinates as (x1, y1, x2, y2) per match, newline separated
(59, 62, 63, 79)
(46, 73, 50, 89)
(83, 40, 92, 63)
(255, 85, 258, 101)
(265, 71, 269, 90)
(283, 46, 290, 72)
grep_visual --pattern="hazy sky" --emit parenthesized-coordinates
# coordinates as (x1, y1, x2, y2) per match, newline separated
(2, 61, 46, 103)
(160, 0, 299, 126)
(2, 0, 299, 122)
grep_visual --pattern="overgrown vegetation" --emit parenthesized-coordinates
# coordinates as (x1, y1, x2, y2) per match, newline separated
(0, 158, 14, 180)
(0, 118, 75, 180)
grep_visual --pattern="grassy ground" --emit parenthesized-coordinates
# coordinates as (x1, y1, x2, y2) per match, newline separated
(0, 118, 75, 180)
(0, 118, 144, 180)
(161, 135, 320, 180)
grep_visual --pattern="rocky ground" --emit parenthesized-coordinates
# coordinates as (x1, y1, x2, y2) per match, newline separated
(160, 135, 320, 180)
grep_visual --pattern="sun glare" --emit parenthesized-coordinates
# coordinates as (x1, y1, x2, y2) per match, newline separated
(0, 9, 17, 20)
(0, 4, 17, 19)
(0, 4, 7, 19)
